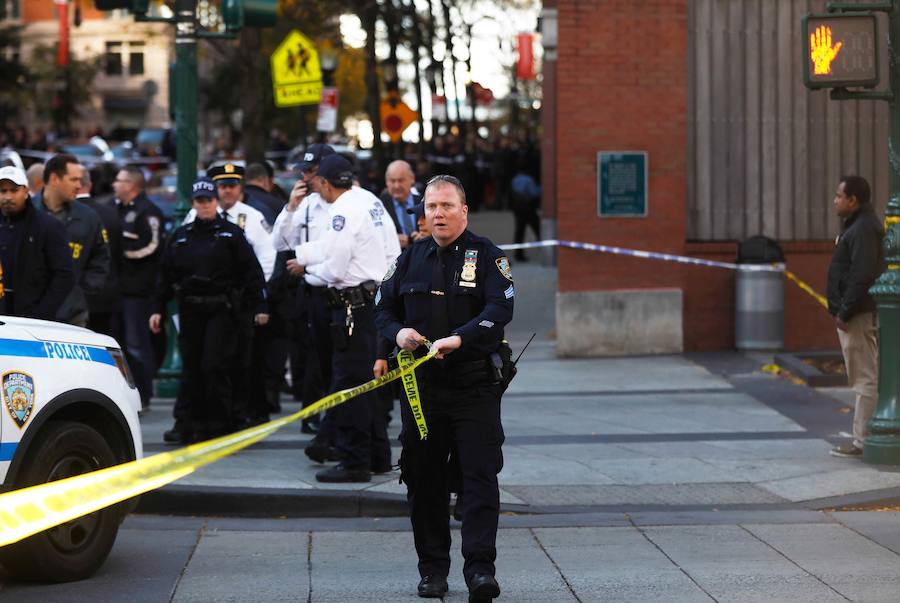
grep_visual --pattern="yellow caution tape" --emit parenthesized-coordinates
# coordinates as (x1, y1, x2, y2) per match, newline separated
(0, 343, 438, 548)
(783, 269, 828, 309)
(398, 349, 428, 440)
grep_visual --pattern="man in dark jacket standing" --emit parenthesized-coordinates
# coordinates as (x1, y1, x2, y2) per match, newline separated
(0, 166, 75, 319)
(114, 165, 165, 410)
(77, 165, 123, 338)
(39, 154, 111, 328)
(827, 175, 887, 458)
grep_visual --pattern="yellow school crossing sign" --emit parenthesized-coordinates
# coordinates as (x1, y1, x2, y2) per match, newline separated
(271, 30, 323, 107)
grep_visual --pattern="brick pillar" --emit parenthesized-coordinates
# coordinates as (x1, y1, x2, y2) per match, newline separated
(554, 0, 688, 356)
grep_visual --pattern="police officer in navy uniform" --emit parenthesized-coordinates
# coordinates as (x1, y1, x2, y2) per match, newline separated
(150, 178, 268, 441)
(374, 175, 513, 602)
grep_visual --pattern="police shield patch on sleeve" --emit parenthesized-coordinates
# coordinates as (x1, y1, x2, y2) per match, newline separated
(382, 259, 397, 282)
(3, 371, 35, 429)
(332, 215, 346, 231)
(496, 257, 513, 281)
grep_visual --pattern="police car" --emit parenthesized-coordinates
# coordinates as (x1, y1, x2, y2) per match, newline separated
(0, 316, 142, 582)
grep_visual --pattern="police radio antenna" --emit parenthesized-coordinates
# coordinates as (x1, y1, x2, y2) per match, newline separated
(513, 333, 536, 366)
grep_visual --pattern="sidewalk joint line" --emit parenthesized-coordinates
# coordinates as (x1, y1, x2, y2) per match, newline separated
(627, 516, 720, 602)
(738, 524, 852, 602)
(528, 527, 584, 603)
(169, 520, 206, 603)
(306, 531, 313, 603)
(826, 512, 900, 559)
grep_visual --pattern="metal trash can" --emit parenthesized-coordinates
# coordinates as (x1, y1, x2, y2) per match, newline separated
(735, 236, 784, 350)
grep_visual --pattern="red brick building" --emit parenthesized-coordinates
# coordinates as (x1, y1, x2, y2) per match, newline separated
(541, 0, 889, 355)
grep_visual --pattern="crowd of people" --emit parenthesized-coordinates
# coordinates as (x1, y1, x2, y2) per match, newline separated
(0, 142, 522, 601)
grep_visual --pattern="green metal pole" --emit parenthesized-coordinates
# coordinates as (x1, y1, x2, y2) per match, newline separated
(863, 0, 900, 464)
(155, 0, 198, 398)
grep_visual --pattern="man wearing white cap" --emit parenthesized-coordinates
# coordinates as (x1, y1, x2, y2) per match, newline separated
(0, 166, 75, 319)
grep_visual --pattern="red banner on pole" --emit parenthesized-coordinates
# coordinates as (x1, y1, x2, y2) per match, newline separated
(56, 0, 69, 67)
(516, 32, 534, 80)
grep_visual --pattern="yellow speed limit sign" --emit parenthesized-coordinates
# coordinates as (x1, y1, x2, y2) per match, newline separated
(271, 30, 323, 107)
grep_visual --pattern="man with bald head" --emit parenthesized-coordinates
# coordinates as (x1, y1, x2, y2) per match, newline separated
(380, 160, 420, 249)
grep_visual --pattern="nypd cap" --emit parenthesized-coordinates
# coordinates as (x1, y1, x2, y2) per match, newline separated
(191, 177, 217, 199)
(294, 143, 335, 172)
(406, 201, 425, 219)
(207, 162, 244, 185)
(317, 154, 354, 189)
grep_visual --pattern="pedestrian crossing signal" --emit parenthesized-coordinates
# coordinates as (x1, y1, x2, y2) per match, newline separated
(802, 13, 879, 89)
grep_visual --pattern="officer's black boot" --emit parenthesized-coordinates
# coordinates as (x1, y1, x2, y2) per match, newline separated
(315, 463, 371, 483)
(305, 434, 339, 463)
(163, 422, 192, 445)
(417, 575, 449, 598)
(468, 574, 500, 602)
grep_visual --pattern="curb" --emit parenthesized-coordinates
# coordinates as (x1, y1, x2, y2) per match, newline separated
(135, 485, 410, 518)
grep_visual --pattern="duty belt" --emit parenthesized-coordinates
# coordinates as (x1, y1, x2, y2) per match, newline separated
(326, 280, 378, 309)
(181, 293, 230, 306)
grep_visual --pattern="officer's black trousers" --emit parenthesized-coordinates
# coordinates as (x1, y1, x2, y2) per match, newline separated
(307, 285, 335, 439)
(399, 381, 504, 584)
(329, 302, 390, 470)
(178, 306, 237, 435)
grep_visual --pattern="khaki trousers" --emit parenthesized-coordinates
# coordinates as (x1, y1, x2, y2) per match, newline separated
(837, 311, 879, 449)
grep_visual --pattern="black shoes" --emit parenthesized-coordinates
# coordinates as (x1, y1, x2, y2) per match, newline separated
(315, 463, 371, 483)
(371, 462, 393, 474)
(305, 437, 340, 463)
(163, 424, 192, 445)
(468, 574, 500, 602)
(417, 574, 448, 598)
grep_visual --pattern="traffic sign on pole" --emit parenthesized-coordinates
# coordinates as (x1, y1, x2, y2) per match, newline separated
(270, 30, 323, 107)
(380, 92, 418, 143)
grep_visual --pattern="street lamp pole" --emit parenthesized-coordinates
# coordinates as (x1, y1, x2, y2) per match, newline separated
(862, 0, 900, 464)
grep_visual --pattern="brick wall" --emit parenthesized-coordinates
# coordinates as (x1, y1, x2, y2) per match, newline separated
(554, 0, 838, 351)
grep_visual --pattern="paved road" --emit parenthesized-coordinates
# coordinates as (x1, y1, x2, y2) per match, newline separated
(4, 510, 900, 601)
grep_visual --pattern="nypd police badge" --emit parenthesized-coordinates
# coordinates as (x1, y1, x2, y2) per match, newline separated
(3, 371, 35, 429)
(332, 215, 346, 231)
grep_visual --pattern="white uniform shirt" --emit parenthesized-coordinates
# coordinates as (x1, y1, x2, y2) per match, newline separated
(271, 192, 329, 287)
(357, 187, 401, 275)
(185, 201, 276, 281)
(296, 187, 389, 289)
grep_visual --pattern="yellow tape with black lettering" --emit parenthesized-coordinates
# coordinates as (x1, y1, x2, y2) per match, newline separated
(783, 269, 828, 309)
(398, 349, 428, 440)
(0, 344, 438, 548)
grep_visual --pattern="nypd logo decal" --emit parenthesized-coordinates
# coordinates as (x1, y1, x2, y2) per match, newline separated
(3, 371, 35, 429)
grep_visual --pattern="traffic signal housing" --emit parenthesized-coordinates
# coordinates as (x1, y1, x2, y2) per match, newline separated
(222, 0, 277, 32)
(802, 13, 879, 89)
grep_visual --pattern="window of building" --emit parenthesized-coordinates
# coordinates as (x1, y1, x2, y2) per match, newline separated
(0, 0, 21, 20)
(105, 41, 145, 77)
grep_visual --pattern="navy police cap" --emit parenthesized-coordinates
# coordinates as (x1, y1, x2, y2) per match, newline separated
(191, 177, 217, 199)
(295, 143, 335, 172)
(318, 154, 354, 188)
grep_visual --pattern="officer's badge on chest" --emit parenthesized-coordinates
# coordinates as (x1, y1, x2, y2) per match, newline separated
(237, 213, 247, 230)
(459, 249, 478, 287)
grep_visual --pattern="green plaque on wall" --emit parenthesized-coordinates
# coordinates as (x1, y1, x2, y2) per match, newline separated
(597, 151, 648, 217)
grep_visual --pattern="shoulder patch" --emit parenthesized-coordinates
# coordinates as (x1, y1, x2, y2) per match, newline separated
(496, 257, 513, 281)
(382, 258, 397, 282)
(332, 215, 346, 231)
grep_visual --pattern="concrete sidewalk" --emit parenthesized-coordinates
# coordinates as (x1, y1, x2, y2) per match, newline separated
(136, 209, 900, 516)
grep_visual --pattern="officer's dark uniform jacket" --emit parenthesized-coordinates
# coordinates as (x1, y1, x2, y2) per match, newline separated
(118, 192, 164, 298)
(37, 199, 111, 323)
(0, 200, 76, 320)
(375, 229, 514, 380)
(827, 204, 886, 322)
(154, 215, 267, 316)
(80, 196, 123, 314)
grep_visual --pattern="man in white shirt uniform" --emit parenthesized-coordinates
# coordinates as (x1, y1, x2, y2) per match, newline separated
(183, 162, 276, 428)
(273, 143, 337, 441)
(292, 154, 396, 483)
